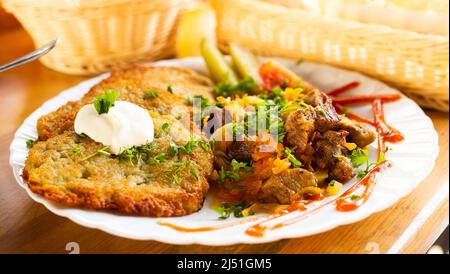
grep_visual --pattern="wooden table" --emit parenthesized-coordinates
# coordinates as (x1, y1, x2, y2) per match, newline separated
(0, 28, 448, 254)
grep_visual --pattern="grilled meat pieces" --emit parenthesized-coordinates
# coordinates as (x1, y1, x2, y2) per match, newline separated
(313, 130, 355, 183)
(284, 87, 342, 154)
(284, 82, 375, 184)
(284, 106, 317, 153)
(228, 140, 257, 163)
(337, 116, 376, 148)
(257, 168, 318, 204)
(303, 88, 341, 131)
(25, 67, 215, 216)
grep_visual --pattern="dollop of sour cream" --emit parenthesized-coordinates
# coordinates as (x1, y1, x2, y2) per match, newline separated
(74, 101, 154, 154)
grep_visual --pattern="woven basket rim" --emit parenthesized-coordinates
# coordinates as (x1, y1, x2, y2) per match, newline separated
(224, 0, 449, 40)
(1, 0, 180, 9)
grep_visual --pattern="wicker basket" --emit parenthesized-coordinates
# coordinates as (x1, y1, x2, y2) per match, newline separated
(1, 0, 188, 75)
(312, 0, 449, 36)
(212, 0, 449, 112)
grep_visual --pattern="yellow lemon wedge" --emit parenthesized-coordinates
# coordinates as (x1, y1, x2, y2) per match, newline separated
(176, 3, 216, 58)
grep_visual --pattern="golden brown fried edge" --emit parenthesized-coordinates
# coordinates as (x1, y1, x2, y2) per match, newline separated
(24, 66, 215, 217)
(37, 66, 214, 140)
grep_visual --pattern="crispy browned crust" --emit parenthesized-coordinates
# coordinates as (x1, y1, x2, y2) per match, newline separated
(37, 66, 213, 140)
(23, 171, 208, 217)
(24, 124, 213, 217)
(25, 66, 215, 217)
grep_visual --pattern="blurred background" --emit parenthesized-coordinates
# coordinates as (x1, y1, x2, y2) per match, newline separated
(1, 0, 448, 112)
(0, 0, 448, 253)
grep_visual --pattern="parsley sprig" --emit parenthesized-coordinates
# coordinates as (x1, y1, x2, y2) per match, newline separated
(169, 138, 210, 157)
(163, 160, 199, 184)
(82, 146, 111, 161)
(163, 162, 185, 184)
(161, 123, 170, 134)
(117, 143, 162, 166)
(69, 144, 85, 156)
(93, 90, 118, 114)
(26, 139, 37, 149)
(283, 146, 302, 167)
(348, 147, 389, 179)
(215, 202, 252, 219)
(214, 78, 257, 97)
(144, 90, 160, 99)
(219, 159, 253, 183)
(184, 95, 211, 108)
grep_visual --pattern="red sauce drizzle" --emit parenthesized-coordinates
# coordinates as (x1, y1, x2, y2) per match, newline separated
(332, 93, 401, 105)
(159, 82, 405, 237)
(335, 161, 392, 212)
(327, 81, 360, 96)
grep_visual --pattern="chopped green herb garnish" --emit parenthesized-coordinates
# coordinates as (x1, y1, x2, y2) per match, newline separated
(349, 148, 370, 168)
(190, 167, 199, 180)
(181, 138, 197, 154)
(184, 95, 210, 108)
(283, 146, 302, 167)
(209, 138, 217, 151)
(219, 166, 227, 183)
(253, 90, 289, 142)
(151, 153, 168, 164)
(213, 78, 257, 97)
(167, 85, 173, 93)
(82, 146, 111, 161)
(279, 99, 308, 113)
(231, 159, 253, 172)
(214, 83, 232, 97)
(118, 146, 140, 165)
(26, 139, 37, 149)
(328, 180, 338, 187)
(168, 138, 209, 156)
(198, 140, 210, 151)
(161, 123, 170, 134)
(169, 143, 180, 157)
(219, 159, 253, 183)
(93, 89, 118, 114)
(117, 143, 156, 165)
(215, 202, 250, 220)
(272, 87, 282, 96)
(357, 169, 368, 179)
(235, 78, 257, 93)
(70, 145, 85, 156)
(163, 161, 188, 184)
(184, 96, 193, 105)
(231, 122, 245, 141)
(350, 194, 360, 201)
(144, 90, 160, 99)
(348, 148, 386, 179)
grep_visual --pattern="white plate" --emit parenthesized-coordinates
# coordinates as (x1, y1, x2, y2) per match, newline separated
(9, 57, 439, 245)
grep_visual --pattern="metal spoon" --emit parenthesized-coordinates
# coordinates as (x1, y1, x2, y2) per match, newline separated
(0, 38, 60, 73)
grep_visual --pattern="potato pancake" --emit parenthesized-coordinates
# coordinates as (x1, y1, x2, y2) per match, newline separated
(24, 67, 215, 216)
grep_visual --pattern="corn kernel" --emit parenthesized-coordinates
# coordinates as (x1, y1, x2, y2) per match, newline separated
(272, 158, 291, 174)
(326, 180, 343, 196)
